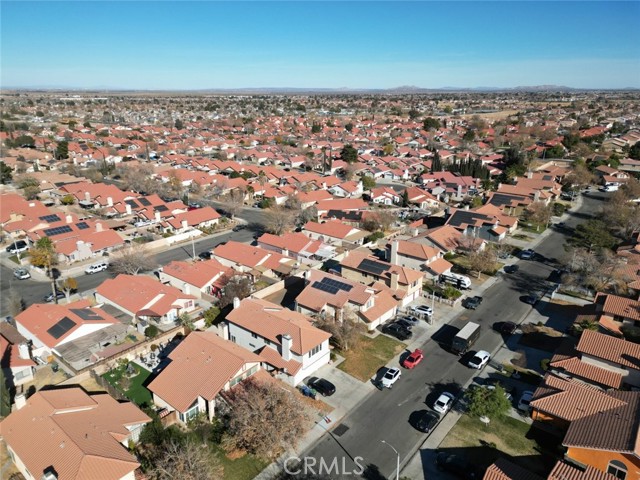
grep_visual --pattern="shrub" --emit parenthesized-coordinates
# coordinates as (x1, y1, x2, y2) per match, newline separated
(442, 285, 462, 299)
(145, 325, 159, 338)
(540, 358, 550, 371)
(365, 231, 385, 243)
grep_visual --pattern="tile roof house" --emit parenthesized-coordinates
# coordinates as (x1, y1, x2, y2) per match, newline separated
(147, 331, 262, 424)
(162, 205, 221, 233)
(547, 461, 617, 480)
(257, 231, 336, 264)
(340, 250, 425, 307)
(95, 274, 198, 326)
(295, 270, 398, 330)
(211, 240, 296, 279)
(386, 239, 453, 279)
(482, 457, 544, 480)
(158, 258, 232, 299)
(225, 297, 331, 386)
(303, 220, 368, 246)
(0, 322, 36, 388)
(0, 388, 150, 480)
(593, 293, 640, 335)
(444, 207, 509, 243)
(15, 300, 122, 362)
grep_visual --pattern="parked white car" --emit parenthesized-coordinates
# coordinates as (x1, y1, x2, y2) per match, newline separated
(85, 262, 109, 274)
(433, 392, 455, 414)
(13, 268, 31, 280)
(381, 367, 401, 389)
(467, 350, 491, 370)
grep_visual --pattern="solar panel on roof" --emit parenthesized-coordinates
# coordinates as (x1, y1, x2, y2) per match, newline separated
(320, 277, 353, 292)
(47, 316, 76, 339)
(358, 258, 387, 276)
(155, 205, 168, 212)
(311, 281, 339, 295)
(39, 214, 62, 223)
(138, 197, 151, 206)
(76, 222, 90, 230)
(43, 225, 73, 237)
(125, 199, 140, 208)
(70, 308, 104, 321)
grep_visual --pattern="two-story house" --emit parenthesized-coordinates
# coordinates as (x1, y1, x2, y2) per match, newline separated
(158, 258, 231, 299)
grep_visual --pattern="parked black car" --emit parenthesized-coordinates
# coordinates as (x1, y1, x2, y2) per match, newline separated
(43, 291, 65, 302)
(307, 377, 336, 396)
(394, 319, 414, 330)
(462, 296, 483, 310)
(435, 452, 478, 479)
(415, 410, 440, 433)
(382, 323, 412, 341)
(198, 251, 213, 260)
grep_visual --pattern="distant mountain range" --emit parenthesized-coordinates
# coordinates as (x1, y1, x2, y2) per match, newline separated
(3, 85, 638, 93)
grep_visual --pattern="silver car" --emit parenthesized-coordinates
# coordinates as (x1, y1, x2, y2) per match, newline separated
(13, 268, 30, 280)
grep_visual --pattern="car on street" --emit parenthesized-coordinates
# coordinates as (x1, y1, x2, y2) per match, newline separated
(307, 377, 336, 397)
(43, 291, 66, 302)
(433, 392, 455, 414)
(522, 294, 540, 305)
(410, 305, 433, 316)
(198, 251, 212, 260)
(467, 350, 491, 370)
(232, 225, 246, 232)
(503, 264, 519, 274)
(399, 315, 420, 326)
(394, 319, 413, 330)
(85, 262, 108, 274)
(462, 296, 483, 310)
(6, 241, 28, 254)
(13, 268, 30, 280)
(518, 391, 534, 412)
(519, 249, 535, 260)
(402, 349, 424, 369)
(381, 367, 401, 389)
(382, 323, 412, 341)
(435, 452, 478, 479)
(414, 410, 440, 433)
(494, 321, 517, 335)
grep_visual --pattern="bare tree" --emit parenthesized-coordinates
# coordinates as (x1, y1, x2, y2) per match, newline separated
(109, 243, 156, 275)
(526, 201, 553, 231)
(147, 438, 223, 480)
(222, 378, 310, 460)
(220, 189, 245, 218)
(264, 207, 294, 235)
(219, 275, 253, 308)
(564, 247, 630, 294)
(603, 191, 640, 238)
(315, 308, 365, 352)
(467, 247, 497, 278)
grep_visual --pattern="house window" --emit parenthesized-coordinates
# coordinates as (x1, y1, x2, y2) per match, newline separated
(308, 345, 321, 358)
(251, 332, 258, 339)
(230, 335, 236, 343)
(607, 460, 627, 479)
(179, 403, 199, 423)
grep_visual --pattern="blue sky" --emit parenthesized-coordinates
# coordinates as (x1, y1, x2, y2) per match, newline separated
(2, 1, 639, 89)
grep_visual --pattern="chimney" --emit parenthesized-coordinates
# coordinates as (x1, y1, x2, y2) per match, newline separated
(533, 190, 541, 202)
(15, 392, 27, 410)
(84, 191, 91, 201)
(232, 297, 240, 309)
(527, 171, 533, 179)
(390, 272, 399, 291)
(457, 185, 462, 198)
(95, 222, 103, 232)
(390, 240, 399, 265)
(155, 210, 161, 222)
(281, 333, 292, 361)
(107, 196, 113, 207)
(125, 203, 132, 215)
(181, 220, 188, 230)
(65, 214, 73, 224)
(18, 342, 30, 360)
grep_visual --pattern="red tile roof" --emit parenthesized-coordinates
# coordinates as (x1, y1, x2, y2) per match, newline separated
(576, 329, 640, 371)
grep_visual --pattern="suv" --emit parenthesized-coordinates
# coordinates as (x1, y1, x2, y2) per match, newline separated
(462, 296, 483, 310)
(382, 323, 412, 341)
(410, 305, 433, 317)
(6, 241, 28, 254)
(85, 262, 108, 274)
(519, 249, 535, 260)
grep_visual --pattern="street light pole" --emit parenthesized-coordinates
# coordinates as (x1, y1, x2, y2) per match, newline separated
(381, 440, 400, 480)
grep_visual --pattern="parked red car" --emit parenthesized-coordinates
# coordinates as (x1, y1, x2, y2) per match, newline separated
(402, 349, 424, 369)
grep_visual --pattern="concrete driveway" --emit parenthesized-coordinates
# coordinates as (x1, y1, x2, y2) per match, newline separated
(308, 362, 377, 413)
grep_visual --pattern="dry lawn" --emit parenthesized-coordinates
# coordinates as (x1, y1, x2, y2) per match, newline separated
(337, 334, 405, 381)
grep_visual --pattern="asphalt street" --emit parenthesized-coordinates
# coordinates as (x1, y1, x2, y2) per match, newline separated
(301, 191, 606, 479)
(0, 207, 265, 318)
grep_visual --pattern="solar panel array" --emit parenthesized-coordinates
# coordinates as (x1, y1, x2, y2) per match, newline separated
(76, 222, 90, 230)
(311, 277, 353, 295)
(43, 225, 73, 237)
(70, 308, 104, 321)
(47, 316, 76, 339)
(155, 205, 168, 212)
(358, 258, 387, 276)
(138, 197, 151, 206)
(125, 199, 140, 208)
(39, 214, 62, 223)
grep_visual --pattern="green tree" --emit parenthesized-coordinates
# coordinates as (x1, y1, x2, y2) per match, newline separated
(60, 194, 75, 205)
(0, 369, 11, 417)
(545, 145, 565, 158)
(203, 306, 221, 327)
(55, 140, 69, 160)
(311, 122, 322, 134)
(423, 117, 441, 130)
(431, 151, 442, 172)
(174, 119, 184, 130)
(462, 130, 475, 142)
(340, 144, 358, 163)
(30, 237, 59, 302)
(0, 161, 12, 184)
(345, 122, 354, 132)
(401, 189, 410, 207)
(629, 141, 640, 160)
(569, 219, 617, 251)
(361, 175, 376, 190)
(465, 385, 511, 419)
(145, 325, 159, 338)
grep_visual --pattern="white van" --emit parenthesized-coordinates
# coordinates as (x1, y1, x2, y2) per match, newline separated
(439, 272, 472, 289)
